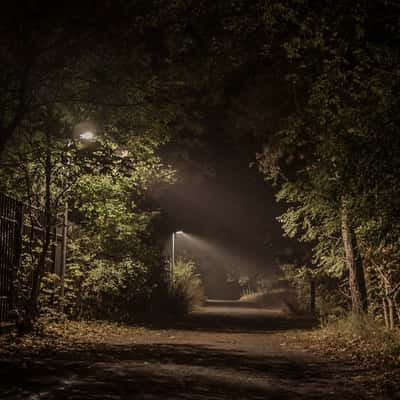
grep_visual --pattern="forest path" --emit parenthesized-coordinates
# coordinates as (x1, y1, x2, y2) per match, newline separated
(0, 301, 369, 399)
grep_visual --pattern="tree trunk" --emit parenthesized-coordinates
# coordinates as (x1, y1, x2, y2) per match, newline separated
(388, 297, 395, 329)
(393, 298, 400, 327)
(0, 130, 8, 156)
(382, 297, 390, 329)
(383, 281, 395, 329)
(20, 129, 53, 331)
(341, 199, 368, 314)
(310, 277, 316, 315)
(390, 284, 400, 327)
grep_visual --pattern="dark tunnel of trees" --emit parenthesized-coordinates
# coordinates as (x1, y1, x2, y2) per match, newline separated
(0, 1, 399, 333)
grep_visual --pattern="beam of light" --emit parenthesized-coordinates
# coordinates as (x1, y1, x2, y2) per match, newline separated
(164, 233, 273, 300)
(165, 232, 267, 275)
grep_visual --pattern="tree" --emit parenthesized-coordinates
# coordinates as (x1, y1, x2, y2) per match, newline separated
(190, 0, 400, 318)
(256, 0, 400, 316)
(64, 132, 174, 319)
(0, 106, 81, 327)
(0, 1, 186, 155)
(0, 96, 174, 326)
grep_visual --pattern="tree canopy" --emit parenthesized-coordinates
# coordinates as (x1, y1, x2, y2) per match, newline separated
(1, 0, 399, 326)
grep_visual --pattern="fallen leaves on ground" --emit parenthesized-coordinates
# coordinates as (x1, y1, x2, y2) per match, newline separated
(0, 319, 146, 359)
(282, 327, 400, 399)
(1, 318, 399, 399)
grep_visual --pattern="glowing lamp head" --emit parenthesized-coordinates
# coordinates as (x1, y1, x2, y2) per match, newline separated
(176, 230, 184, 234)
(79, 131, 96, 141)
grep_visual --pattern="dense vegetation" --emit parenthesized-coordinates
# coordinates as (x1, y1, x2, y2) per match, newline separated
(0, 1, 205, 328)
(0, 1, 399, 333)
(255, 1, 400, 328)
(196, 0, 400, 328)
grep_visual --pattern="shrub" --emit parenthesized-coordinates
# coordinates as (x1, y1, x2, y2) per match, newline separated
(65, 258, 152, 321)
(166, 259, 204, 316)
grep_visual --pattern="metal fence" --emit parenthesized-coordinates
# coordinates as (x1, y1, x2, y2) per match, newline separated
(0, 193, 23, 321)
(0, 193, 63, 321)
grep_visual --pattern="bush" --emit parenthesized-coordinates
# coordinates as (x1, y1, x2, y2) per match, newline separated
(64, 256, 204, 321)
(334, 315, 399, 343)
(65, 258, 152, 321)
(166, 259, 204, 316)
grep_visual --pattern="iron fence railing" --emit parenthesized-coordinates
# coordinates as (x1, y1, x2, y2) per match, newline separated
(0, 193, 63, 321)
(0, 193, 23, 321)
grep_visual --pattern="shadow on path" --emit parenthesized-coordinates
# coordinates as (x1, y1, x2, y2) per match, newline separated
(0, 342, 360, 400)
(0, 302, 363, 400)
(147, 300, 318, 334)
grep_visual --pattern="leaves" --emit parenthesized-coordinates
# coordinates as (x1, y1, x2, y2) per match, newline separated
(253, 0, 400, 320)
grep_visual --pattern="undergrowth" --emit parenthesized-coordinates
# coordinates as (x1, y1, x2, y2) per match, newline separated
(301, 315, 400, 399)
(321, 315, 400, 365)
(162, 259, 204, 316)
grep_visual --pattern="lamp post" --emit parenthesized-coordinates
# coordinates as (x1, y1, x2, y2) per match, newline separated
(171, 230, 183, 279)
(59, 130, 96, 312)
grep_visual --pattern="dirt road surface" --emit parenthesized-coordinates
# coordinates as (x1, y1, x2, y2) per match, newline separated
(0, 301, 370, 399)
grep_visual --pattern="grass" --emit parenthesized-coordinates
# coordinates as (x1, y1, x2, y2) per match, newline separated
(296, 315, 400, 399)
(321, 314, 400, 365)
(240, 288, 300, 312)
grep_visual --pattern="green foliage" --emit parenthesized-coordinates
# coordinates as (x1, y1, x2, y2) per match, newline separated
(0, 116, 77, 211)
(39, 273, 61, 316)
(0, 103, 174, 324)
(15, 235, 60, 317)
(60, 137, 174, 320)
(2, 0, 399, 327)
(253, 0, 400, 321)
(79, 259, 150, 321)
(280, 264, 310, 307)
(167, 259, 205, 315)
(64, 222, 168, 321)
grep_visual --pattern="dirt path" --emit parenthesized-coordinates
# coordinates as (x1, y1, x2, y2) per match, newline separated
(0, 301, 369, 399)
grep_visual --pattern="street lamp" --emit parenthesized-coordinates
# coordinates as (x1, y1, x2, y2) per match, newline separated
(171, 230, 184, 279)
(79, 131, 96, 141)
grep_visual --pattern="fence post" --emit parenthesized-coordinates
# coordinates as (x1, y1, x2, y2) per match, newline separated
(12, 203, 24, 313)
(1, 194, 23, 321)
(59, 201, 68, 313)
